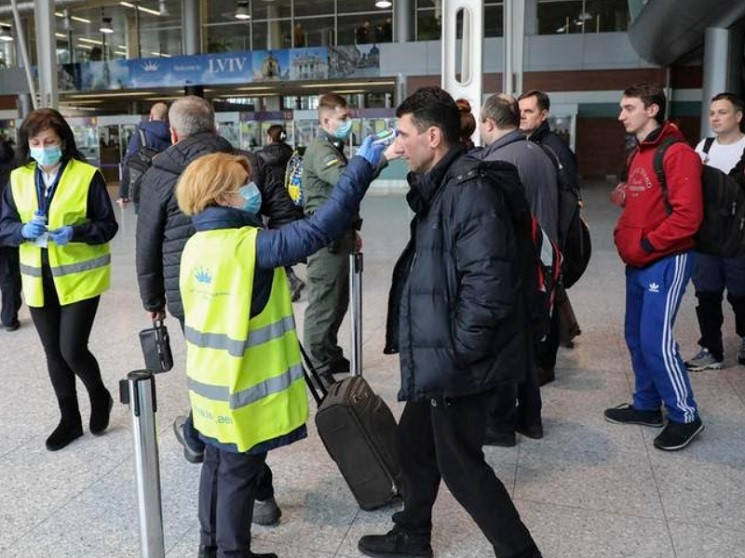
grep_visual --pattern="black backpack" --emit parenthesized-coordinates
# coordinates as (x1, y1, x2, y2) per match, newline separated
(473, 158, 562, 342)
(652, 137, 745, 258)
(536, 143, 592, 289)
(129, 128, 161, 205)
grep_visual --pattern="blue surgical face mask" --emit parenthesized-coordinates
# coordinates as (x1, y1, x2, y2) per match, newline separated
(30, 145, 63, 167)
(239, 182, 262, 215)
(335, 119, 353, 140)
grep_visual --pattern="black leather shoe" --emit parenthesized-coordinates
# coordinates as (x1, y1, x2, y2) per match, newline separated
(46, 419, 84, 451)
(3, 320, 20, 332)
(197, 545, 216, 558)
(484, 427, 516, 447)
(358, 529, 433, 558)
(537, 366, 555, 386)
(515, 421, 544, 440)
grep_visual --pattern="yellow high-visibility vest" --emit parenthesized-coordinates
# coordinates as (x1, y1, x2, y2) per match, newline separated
(180, 226, 308, 452)
(10, 160, 111, 308)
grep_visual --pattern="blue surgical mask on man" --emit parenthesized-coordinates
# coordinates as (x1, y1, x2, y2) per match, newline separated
(30, 145, 63, 167)
(239, 182, 262, 215)
(335, 119, 353, 140)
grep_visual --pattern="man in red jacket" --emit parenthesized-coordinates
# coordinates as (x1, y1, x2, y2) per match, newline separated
(605, 83, 705, 451)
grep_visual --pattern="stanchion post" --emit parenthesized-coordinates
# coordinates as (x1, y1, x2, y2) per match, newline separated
(120, 370, 165, 558)
(349, 252, 363, 376)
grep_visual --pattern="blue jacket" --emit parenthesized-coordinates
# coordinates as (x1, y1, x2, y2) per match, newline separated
(118, 120, 171, 199)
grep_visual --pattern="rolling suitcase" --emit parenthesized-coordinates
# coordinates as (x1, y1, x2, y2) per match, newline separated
(307, 252, 402, 511)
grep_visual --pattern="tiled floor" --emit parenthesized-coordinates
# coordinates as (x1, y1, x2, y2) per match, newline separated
(1, 182, 744, 558)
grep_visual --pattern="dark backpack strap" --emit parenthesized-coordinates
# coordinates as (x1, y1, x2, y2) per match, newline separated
(137, 128, 148, 149)
(703, 137, 715, 155)
(652, 137, 683, 216)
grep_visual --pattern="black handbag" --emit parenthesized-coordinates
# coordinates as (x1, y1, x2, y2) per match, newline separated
(139, 318, 174, 373)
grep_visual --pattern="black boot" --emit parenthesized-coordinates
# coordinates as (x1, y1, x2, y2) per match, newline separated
(46, 397, 83, 451)
(358, 529, 433, 558)
(90, 388, 113, 435)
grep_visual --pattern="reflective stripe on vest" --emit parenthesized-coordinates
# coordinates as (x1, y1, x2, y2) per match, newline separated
(10, 160, 111, 307)
(180, 226, 308, 452)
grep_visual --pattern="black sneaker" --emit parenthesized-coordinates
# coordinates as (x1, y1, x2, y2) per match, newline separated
(604, 403, 663, 427)
(253, 496, 281, 526)
(653, 418, 704, 451)
(358, 529, 433, 558)
(3, 320, 20, 332)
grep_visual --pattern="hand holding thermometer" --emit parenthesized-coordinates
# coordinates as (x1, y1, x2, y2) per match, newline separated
(372, 128, 398, 146)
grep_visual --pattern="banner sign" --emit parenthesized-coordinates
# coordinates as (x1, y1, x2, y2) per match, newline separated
(59, 45, 381, 92)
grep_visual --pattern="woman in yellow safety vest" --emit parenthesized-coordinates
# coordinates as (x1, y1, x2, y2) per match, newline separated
(0, 108, 118, 451)
(175, 136, 382, 558)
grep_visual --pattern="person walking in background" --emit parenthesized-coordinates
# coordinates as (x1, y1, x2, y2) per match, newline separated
(685, 92, 745, 371)
(258, 124, 305, 301)
(175, 137, 384, 558)
(0, 109, 118, 451)
(455, 98, 476, 150)
(606, 83, 705, 451)
(0, 137, 21, 332)
(117, 102, 171, 208)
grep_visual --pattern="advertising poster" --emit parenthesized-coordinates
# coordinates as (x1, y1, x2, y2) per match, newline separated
(251, 50, 290, 82)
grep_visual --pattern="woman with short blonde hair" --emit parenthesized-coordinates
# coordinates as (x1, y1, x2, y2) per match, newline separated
(176, 139, 384, 558)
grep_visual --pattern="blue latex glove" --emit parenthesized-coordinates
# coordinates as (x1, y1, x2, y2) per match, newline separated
(48, 226, 74, 246)
(21, 221, 46, 240)
(356, 135, 386, 168)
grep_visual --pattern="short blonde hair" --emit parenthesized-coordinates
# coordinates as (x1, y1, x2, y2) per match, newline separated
(176, 153, 251, 216)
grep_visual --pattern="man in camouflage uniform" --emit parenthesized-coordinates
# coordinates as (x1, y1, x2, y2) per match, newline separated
(302, 93, 391, 381)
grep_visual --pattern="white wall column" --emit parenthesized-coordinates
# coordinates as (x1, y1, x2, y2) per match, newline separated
(34, 0, 57, 108)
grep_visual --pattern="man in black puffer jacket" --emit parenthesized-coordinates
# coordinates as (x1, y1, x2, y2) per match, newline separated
(136, 96, 298, 321)
(358, 87, 542, 558)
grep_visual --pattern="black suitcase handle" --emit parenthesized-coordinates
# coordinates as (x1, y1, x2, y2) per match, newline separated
(349, 252, 363, 377)
(299, 341, 327, 407)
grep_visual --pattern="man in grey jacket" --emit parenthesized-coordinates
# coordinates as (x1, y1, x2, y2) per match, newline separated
(477, 93, 559, 447)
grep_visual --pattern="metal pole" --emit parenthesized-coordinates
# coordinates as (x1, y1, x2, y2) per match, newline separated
(10, 0, 37, 110)
(349, 252, 363, 377)
(504, 0, 513, 95)
(33, 0, 58, 108)
(120, 371, 165, 558)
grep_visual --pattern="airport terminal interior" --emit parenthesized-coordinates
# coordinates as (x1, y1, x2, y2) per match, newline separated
(1, 0, 745, 557)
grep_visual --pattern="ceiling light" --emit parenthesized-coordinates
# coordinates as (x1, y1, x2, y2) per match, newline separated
(235, 1, 250, 20)
(120, 2, 162, 17)
(0, 26, 13, 43)
(72, 15, 92, 23)
(55, 32, 67, 39)
(375, 0, 392, 8)
(159, 0, 169, 16)
(79, 37, 104, 45)
(100, 16, 114, 34)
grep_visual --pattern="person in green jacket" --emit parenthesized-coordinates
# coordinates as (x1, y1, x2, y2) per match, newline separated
(302, 93, 395, 381)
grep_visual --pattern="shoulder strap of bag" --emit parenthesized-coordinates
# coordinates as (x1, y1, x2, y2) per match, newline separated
(652, 137, 683, 216)
(703, 137, 715, 155)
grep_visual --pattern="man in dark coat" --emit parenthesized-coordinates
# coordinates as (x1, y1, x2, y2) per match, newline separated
(358, 87, 542, 558)
(0, 137, 21, 331)
(117, 102, 172, 207)
(136, 95, 300, 527)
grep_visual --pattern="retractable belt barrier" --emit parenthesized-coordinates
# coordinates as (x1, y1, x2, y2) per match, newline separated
(120, 371, 165, 558)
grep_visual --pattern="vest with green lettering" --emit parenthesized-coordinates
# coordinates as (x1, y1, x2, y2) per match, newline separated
(180, 226, 308, 452)
(10, 160, 111, 308)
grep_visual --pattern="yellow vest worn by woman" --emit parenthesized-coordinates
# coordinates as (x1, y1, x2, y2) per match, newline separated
(180, 226, 309, 452)
(10, 160, 111, 308)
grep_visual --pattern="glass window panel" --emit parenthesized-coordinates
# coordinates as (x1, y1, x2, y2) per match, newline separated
(537, 0, 584, 35)
(484, 4, 503, 37)
(416, 9, 441, 41)
(294, 0, 335, 17)
(252, 0, 291, 20)
(338, 14, 393, 45)
(585, 0, 629, 32)
(294, 17, 335, 47)
(252, 19, 293, 50)
(338, 0, 386, 13)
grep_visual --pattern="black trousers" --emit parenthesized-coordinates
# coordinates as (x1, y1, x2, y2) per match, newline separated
(393, 392, 539, 558)
(535, 303, 560, 373)
(489, 359, 542, 435)
(199, 445, 272, 558)
(695, 291, 745, 360)
(29, 272, 108, 410)
(0, 246, 21, 327)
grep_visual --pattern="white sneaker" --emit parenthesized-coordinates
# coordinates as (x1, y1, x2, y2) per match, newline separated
(685, 348, 724, 372)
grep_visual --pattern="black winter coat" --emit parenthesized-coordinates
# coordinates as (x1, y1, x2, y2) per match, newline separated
(385, 148, 530, 402)
(135, 132, 300, 320)
(257, 142, 302, 221)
